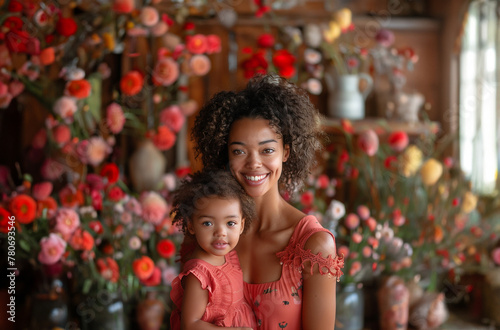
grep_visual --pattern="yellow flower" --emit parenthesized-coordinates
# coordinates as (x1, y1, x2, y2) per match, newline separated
(400, 145, 423, 177)
(333, 8, 352, 30)
(420, 158, 443, 186)
(323, 21, 341, 43)
(102, 33, 115, 51)
(461, 191, 477, 213)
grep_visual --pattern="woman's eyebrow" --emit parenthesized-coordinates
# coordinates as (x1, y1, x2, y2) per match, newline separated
(229, 139, 277, 146)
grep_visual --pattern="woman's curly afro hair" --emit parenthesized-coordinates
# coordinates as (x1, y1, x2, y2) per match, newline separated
(170, 170, 256, 235)
(192, 73, 324, 193)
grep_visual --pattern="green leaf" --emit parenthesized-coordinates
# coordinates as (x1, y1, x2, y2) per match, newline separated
(83, 279, 93, 295)
(85, 73, 103, 122)
(19, 240, 31, 252)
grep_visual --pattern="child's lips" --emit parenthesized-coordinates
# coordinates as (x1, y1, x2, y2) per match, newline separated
(212, 241, 228, 249)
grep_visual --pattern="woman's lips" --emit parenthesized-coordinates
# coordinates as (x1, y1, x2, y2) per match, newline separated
(243, 173, 269, 186)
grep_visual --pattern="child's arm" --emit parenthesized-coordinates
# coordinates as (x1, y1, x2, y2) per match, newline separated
(181, 274, 253, 330)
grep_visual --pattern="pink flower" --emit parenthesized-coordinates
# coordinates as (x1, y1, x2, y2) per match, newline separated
(52, 125, 71, 145)
(349, 261, 362, 276)
(366, 217, 377, 232)
(41, 158, 65, 180)
(305, 78, 322, 95)
(159, 105, 185, 133)
(162, 265, 178, 286)
(345, 213, 360, 229)
(352, 232, 363, 243)
(367, 237, 379, 249)
(315, 174, 329, 189)
(443, 156, 454, 168)
(98, 63, 111, 79)
(151, 21, 168, 37)
(189, 54, 211, 76)
(53, 96, 78, 123)
(206, 35, 221, 54)
(153, 58, 179, 86)
(304, 48, 322, 65)
(338, 245, 349, 258)
(87, 173, 105, 190)
(0, 44, 12, 67)
(388, 131, 409, 152)
(86, 136, 110, 166)
(392, 210, 406, 226)
(179, 99, 198, 116)
(362, 246, 372, 258)
(125, 197, 142, 216)
(32, 182, 53, 200)
(357, 205, 370, 220)
(128, 236, 142, 250)
(357, 129, 379, 156)
(141, 191, 168, 225)
(9, 80, 24, 97)
(186, 34, 208, 54)
(140, 6, 159, 27)
(113, 0, 134, 13)
(491, 247, 500, 265)
(38, 233, 67, 265)
(375, 29, 395, 47)
(106, 103, 125, 134)
(54, 208, 80, 240)
(18, 61, 39, 81)
(0, 92, 12, 109)
(32, 129, 47, 149)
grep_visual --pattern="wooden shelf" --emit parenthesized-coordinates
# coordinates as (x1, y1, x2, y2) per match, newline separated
(321, 117, 440, 136)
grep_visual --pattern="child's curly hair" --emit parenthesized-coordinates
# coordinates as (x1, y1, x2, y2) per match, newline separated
(192, 73, 324, 193)
(170, 170, 256, 235)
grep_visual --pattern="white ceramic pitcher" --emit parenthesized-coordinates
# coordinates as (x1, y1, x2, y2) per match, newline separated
(325, 71, 373, 120)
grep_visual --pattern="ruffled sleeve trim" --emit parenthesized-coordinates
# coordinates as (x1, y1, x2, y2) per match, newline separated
(275, 216, 344, 281)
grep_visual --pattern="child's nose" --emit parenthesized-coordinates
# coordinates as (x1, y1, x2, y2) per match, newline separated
(214, 226, 227, 237)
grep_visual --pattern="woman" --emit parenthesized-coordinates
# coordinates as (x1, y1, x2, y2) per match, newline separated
(192, 74, 344, 329)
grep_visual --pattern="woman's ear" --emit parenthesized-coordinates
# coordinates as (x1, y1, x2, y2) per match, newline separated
(187, 221, 195, 235)
(283, 144, 290, 162)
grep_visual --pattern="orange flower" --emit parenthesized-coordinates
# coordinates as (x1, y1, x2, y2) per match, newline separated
(140, 267, 161, 286)
(36, 197, 58, 218)
(133, 256, 155, 280)
(10, 194, 36, 224)
(65, 79, 92, 99)
(40, 47, 55, 65)
(120, 70, 144, 96)
(96, 257, 120, 283)
(58, 185, 84, 208)
(70, 229, 95, 251)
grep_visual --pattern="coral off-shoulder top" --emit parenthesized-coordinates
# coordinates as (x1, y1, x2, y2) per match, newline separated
(244, 215, 344, 330)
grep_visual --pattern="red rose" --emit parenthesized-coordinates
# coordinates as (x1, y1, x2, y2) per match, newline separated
(272, 49, 295, 68)
(107, 186, 125, 202)
(8, 1, 23, 12)
(141, 267, 161, 286)
(10, 194, 36, 224)
(157, 239, 176, 258)
(183, 22, 195, 31)
(56, 17, 78, 37)
(100, 163, 120, 184)
(279, 65, 295, 79)
(257, 33, 275, 48)
(175, 166, 191, 178)
(65, 79, 91, 99)
(0, 207, 12, 234)
(388, 131, 409, 152)
(3, 16, 23, 30)
(5, 30, 40, 54)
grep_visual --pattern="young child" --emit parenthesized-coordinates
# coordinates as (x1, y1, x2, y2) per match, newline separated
(169, 170, 257, 330)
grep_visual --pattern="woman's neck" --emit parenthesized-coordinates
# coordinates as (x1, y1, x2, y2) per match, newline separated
(252, 189, 294, 232)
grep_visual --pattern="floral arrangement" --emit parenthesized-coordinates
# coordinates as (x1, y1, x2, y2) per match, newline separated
(322, 120, 483, 289)
(0, 165, 187, 301)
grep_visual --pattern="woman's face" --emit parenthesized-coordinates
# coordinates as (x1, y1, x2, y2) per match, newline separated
(228, 118, 289, 198)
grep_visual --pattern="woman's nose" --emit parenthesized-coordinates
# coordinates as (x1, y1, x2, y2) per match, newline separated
(245, 152, 262, 169)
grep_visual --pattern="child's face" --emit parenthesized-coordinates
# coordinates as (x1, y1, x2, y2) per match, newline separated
(188, 197, 244, 259)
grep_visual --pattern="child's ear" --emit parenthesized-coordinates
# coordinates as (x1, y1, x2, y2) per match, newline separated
(240, 218, 245, 235)
(187, 221, 195, 235)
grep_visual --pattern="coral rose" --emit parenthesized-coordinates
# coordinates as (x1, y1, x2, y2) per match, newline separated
(388, 131, 409, 152)
(97, 257, 119, 283)
(140, 6, 159, 27)
(357, 129, 379, 156)
(152, 126, 176, 151)
(159, 105, 185, 132)
(52, 125, 71, 145)
(120, 70, 144, 96)
(186, 34, 208, 54)
(54, 208, 80, 239)
(113, 0, 134, 13)
(53, 96, 78, 123)
(32, 182, 53, 201)
(70, 229, 95, 251)
(10, 194, 36, 224)
(38, 233, 67, 265)
(189, 54, 211, 76)
(65, 79, 91, 99)
(345, 213, 360, 229)
(179, 99, 198, 116)
(133, 256, 155, 280)
(206, 35, 221, 53)
(141, 191, 168, 225)
(106, 102, 125, 134)
(420, 158, 443, 186)
(141, 267, 161, 286)
(157, 239, 176, 258)
(86, 136, 110, 166)
(153, 58, 179, 86)
(40, 47, 55, 65)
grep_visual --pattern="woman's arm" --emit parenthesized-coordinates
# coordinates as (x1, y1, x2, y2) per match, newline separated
(181, 274, 253, 330)
(301, 231, 339, 330)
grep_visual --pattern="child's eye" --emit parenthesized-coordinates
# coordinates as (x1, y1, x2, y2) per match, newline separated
(227, 221, 237, 227)
(202, 221, 212, 227)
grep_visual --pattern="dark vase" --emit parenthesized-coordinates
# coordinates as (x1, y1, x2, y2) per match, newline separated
(78, 290, 127, 330)
(28, 263, 69, 330)
(336, 282, 365, 330)
(377, 276, 409, 330)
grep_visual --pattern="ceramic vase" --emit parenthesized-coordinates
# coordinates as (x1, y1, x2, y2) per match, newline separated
(377, 276, 410, 330)
(336, 283, 365, 330)
(324, 71, 373, 120)
(136, 291, 166, 330)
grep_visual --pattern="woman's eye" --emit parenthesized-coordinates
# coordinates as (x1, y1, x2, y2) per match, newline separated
(232, 149, 244, 155)
(263, 148, 275, 154)
(202, 221, 212, 227)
